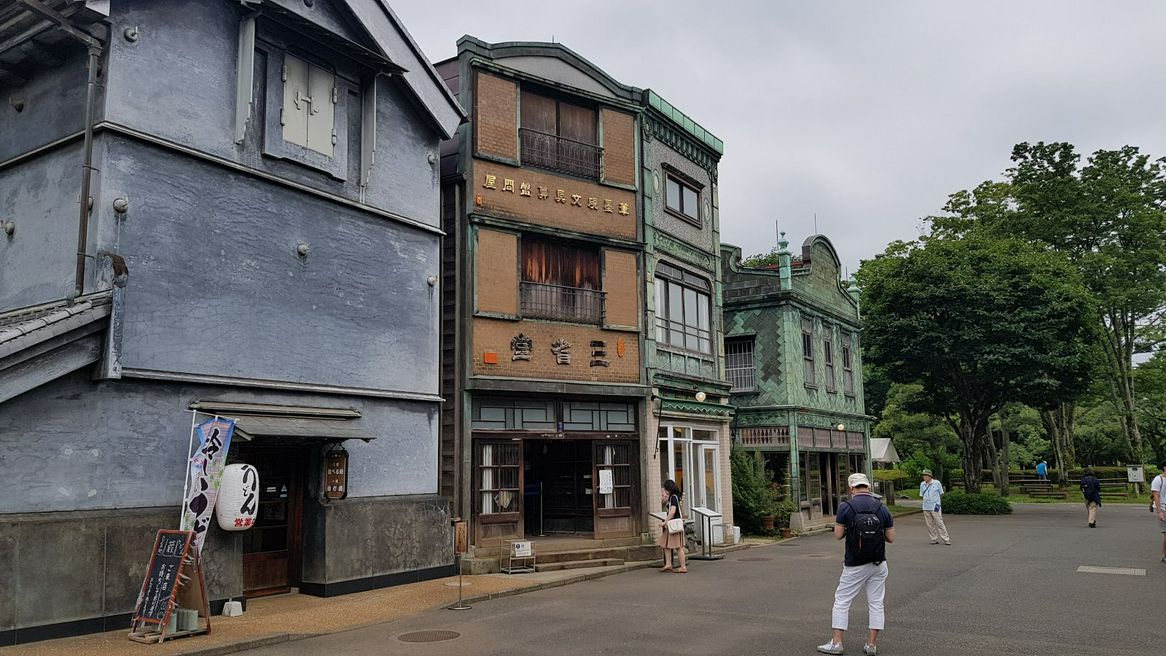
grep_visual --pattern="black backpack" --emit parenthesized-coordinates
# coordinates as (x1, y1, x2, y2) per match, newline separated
(845, 499, 886, 564)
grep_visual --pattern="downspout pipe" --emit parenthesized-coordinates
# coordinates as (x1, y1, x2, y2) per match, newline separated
(74, 44, 101, 300)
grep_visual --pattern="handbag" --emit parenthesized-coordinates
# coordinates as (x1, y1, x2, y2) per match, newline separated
(666, 517, 684, 534)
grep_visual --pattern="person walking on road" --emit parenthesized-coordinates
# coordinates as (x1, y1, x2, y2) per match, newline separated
(1036, 460, 1048, 481)
(656, 479, 687, 573)
(920, 469, 950, 545)
(817, 473, 895, 656)
(1080, 467, 1101, 528)
(1151, 465, 1166, 562)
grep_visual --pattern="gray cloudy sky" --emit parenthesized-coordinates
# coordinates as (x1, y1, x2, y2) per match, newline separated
(394, 1, 1166, 275)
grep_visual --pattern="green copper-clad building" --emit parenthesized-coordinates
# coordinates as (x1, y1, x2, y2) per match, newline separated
(721, 233, 871, 531)
(640, 91, 734, 542)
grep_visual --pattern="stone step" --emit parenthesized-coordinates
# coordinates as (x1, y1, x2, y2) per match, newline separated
(473, 536, 642, 558)
(534, 558, 624, 572)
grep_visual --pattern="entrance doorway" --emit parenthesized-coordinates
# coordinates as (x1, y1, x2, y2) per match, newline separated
(240, 448, 304, 597)
(523, 440, 593, 535)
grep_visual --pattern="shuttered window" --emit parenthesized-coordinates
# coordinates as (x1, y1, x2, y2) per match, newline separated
(282, 54, 336, 157)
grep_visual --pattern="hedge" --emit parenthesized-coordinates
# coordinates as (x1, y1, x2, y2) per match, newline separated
(941, 491, 1012, 515)
(950, 466, 1157, 484)
(873, 469, 909, 483)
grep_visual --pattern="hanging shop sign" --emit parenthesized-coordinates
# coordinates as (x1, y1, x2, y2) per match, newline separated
(180, 417, 235, 553)
(215, 464, 259, 531)
(324, 444, 349, 501)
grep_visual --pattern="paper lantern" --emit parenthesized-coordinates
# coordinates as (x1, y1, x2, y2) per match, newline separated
(215, 464, 259, 531)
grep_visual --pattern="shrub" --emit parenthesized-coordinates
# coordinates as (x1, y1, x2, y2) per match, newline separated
(731, 448, 780, 533)
(873, 469, 908, 483)
(942, 491, 1012, 515)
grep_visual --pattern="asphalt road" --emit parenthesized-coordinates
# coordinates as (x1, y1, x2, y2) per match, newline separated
(245, 503, 1162, 656)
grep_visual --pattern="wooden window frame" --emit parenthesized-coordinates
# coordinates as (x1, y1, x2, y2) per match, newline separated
(654, 264, 712, 355)
(842, 344, 855, 396)
(664, 172, 702, 227)
(474, 441, 522, 525)
(802, 318, 817, 388)
(823, 338, 836, 392)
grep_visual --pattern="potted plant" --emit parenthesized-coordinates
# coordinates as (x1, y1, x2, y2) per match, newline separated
(775, 497, 797, 538)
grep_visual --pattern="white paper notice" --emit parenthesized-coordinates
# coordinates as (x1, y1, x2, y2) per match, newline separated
(598, 469, 614, 494)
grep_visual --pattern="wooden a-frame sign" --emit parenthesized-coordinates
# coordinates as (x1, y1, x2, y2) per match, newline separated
(128, 530, 212, 644)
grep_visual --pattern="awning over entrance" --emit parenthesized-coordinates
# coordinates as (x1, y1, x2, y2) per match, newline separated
(232, 416, 376, 443)
(870, 438, 900, 464)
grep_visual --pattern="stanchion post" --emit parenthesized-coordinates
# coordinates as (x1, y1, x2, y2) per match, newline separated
(449, 519, 471, 611)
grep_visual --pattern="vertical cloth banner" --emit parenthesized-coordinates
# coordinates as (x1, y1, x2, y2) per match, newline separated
(180, 417, 235, 553)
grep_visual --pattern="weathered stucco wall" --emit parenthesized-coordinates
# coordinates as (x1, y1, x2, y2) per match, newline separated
(0, 371, 438, 514)
(102, 135, 440, 393)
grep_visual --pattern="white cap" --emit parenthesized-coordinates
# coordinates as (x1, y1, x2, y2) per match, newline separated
(848, 473, 871, 488)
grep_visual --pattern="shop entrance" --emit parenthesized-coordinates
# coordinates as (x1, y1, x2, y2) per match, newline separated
(523, 440, 593, 535)
(239, 448, 305, 597)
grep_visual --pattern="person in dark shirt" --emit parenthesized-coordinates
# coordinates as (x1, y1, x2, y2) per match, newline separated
(817, 473, 896, 656)
(1080, 467, 1102, 528)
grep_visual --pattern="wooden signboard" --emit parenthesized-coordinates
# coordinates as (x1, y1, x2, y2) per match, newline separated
(324, 446, 349, 500)
(128, 530, 211, 644)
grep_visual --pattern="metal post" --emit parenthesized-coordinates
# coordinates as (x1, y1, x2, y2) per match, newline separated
(448, 554, 471, 611)
(538, 481, 544, 536)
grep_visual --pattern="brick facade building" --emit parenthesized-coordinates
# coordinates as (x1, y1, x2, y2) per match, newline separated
(436, 38, 650, 548)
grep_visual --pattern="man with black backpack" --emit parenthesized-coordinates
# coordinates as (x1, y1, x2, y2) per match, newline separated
(817, 473, 896, 656)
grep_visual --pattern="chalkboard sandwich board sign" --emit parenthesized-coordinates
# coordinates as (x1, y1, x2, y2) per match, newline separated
(128, 530, 212, 644)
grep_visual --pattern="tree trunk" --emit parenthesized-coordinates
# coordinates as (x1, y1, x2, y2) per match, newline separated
(1000, 411, 1011, 496)
(1102, 311, 1143, 458)
(1041, 402, 1077, 475)
(985, 425, 1001, 491)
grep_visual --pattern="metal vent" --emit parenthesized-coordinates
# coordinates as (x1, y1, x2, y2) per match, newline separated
(737, 557, 773, 562)
(398, 630, 461, 643)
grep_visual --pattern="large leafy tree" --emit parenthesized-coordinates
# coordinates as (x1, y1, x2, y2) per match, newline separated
(930, 143, 1166, 459)
(860, 234, 1096, 492)
(1137, 353, 1166, 465)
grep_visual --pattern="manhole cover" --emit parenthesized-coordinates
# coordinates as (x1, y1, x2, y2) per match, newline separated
(398, 630, 461, 643)
(738, 557, 773, 562)
(806, 554, 828, 558)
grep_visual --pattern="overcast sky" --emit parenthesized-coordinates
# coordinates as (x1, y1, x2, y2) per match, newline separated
(394, 1, 1166, 275)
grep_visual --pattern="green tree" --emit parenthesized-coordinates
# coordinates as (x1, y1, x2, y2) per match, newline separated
(929, 143, 1166, 460)
(860, 234, 1096, 492)
(873, 383, 959, 482)
(1137, 352, 1166, 465)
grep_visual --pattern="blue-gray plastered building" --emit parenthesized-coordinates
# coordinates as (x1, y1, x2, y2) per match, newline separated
(0, 0, 462, 645)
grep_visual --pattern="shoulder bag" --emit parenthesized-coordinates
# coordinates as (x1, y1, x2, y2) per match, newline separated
(665, 494, 684, 534)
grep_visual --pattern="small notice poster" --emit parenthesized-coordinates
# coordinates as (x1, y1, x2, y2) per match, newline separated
(598, 469, 614, 495)
(513, 541, 533, 558)
(1128, 465, 1145, 483)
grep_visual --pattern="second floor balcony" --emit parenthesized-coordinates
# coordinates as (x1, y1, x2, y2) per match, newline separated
(520, 281, 605, 325)
(520, 128, 603, 180)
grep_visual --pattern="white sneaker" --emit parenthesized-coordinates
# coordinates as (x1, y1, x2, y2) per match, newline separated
(817, 641, 844, 655)
(864, 644, 878, 655)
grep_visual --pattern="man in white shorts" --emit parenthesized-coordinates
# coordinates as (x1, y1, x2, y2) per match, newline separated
(1152, 464, 1166, 563)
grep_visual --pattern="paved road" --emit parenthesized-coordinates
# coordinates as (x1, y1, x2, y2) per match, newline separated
(246, 503, 1161, 656)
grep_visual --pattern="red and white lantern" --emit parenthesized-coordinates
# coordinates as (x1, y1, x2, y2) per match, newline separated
(215, 464, 259, 531)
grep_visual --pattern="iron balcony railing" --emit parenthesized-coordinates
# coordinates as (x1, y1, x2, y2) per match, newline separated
(519, 128, 603, 180)
(520, 281, 605, 325)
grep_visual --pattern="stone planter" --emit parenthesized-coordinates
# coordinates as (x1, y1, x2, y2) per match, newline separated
(780, 527, 793, 539)
(760, 515, 776, 531)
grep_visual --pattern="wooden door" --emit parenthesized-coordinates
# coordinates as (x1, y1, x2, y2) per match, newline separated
(241, 449, 304, 597)
(593, 441, 637, 538)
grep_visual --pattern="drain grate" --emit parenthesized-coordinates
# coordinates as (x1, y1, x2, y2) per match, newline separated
(738, 557, 773, 562)
(398, 630, 461, 643)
